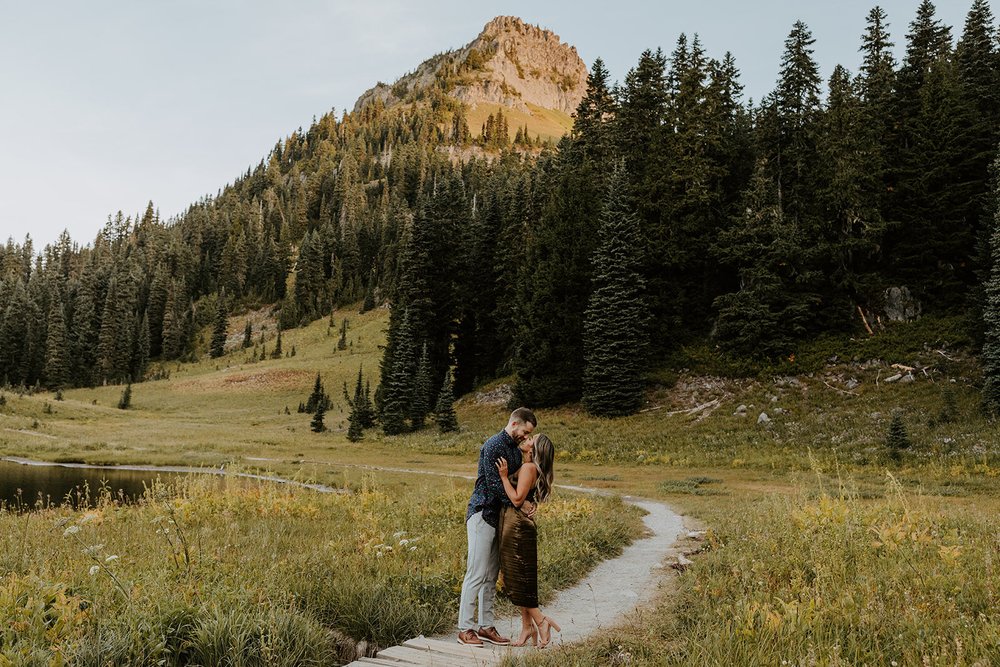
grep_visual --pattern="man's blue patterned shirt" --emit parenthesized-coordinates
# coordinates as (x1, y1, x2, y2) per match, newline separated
(465, 429, 522, 528)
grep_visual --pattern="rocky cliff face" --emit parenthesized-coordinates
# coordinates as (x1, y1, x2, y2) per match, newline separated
(353, 16, 588, 116)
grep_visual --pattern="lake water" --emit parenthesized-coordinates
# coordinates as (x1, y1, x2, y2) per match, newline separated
(0, 458, 185, 509)
(0, 457, 339, 510)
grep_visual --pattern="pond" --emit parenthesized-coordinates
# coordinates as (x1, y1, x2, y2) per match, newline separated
(0, 457, 337, 510)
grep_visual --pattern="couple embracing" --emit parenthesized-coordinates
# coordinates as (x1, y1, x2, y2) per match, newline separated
(457, 408, 561, 649)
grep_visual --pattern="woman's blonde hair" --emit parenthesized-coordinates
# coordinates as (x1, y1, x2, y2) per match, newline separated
(533, 434, 555, 503)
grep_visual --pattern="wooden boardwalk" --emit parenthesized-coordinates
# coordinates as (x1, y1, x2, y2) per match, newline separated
(345, 635, 519, 667)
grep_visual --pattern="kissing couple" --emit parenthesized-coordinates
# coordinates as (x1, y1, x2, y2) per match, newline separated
(457, 407, 561, 648)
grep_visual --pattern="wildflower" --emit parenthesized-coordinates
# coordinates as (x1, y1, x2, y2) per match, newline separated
(399, 538, 410, 546)
(82, 544, 105, 555)
(88, 565, 100, 576)
(64, 525, 81, 536)
(105, 555, 119, 562)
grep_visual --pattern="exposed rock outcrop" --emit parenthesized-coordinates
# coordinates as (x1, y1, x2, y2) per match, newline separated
(353, 16, 587, 116)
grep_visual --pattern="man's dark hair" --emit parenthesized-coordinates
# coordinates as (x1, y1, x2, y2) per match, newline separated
(509, 407, 537, 427)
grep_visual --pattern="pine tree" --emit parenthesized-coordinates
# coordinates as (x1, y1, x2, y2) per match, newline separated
(380, 308, 416, 435)
(118, 383, 132, 410)
(310, 402, 326, 433)
(345, 368, 366, 442)
(815, 64, 884, 311)
(210, 294, 227, 358)
(434, 368, 459, 433)
(133, 310, 150, 382)
(409, 342, 433, 430)
(982, 158, 1000, 414)
(361, 379, 375, 428)
(713, 159, 811, 357)
(305, 372, 330, 412)
(338, 318, 348, 350)
(938, 384, 959, 424)
(242, 320, 253, 348)
(347, 400, 364, 441)
(271, 328, 283, 359)
(44, 291, 71, 389)
(583, 161, 649, 416)
(886, 411, 911, 461)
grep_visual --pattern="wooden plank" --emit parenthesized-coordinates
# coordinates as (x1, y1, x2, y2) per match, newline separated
(351, 659, 414, 667)
(378, 645, 477, 667)
(403, 636, 500, 660)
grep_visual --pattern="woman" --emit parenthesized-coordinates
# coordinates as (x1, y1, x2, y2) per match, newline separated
(495, 434, 561, 648)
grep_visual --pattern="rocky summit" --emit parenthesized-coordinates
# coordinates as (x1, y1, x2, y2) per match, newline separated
(353, 16, 588, 118)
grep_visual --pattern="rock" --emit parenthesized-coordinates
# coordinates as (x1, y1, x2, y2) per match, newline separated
(845, 378, 859, 390)
(900, 373, 915, 383)
(757, 412, 770, 424)
(770, 395, 779, 403)
(883, 286, 922, 322)
(686, 530, 707, 540)
(670, 554, 694, 572)
(773, 407, 785, 415)
(474, 384, 514, 406)
(734, 404, 748, 416)
(884, 373, 903, 383)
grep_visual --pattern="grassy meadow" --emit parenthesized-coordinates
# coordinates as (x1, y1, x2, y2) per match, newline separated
(2, 306, 1000, 665)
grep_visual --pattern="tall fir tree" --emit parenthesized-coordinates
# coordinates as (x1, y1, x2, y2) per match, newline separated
(582, 161, 649, 416)
(132, 310, 150, 382)
(409, 342, 433, 430)
(713, 159, 811, 357)
(982, 153, 1000, 415)
(311, 402, 326, 433)
(380, 308, 416, 435)
(44, 289, 71, 389)
(434, 368, 459, 433)
(210, 294, 228, 358)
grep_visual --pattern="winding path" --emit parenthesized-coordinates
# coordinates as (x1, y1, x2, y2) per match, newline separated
(1, 456, 688, 665)
(334, 464, 688, 666)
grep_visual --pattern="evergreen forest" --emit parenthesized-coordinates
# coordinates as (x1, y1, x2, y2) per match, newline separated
(3, 0, 1000, 422)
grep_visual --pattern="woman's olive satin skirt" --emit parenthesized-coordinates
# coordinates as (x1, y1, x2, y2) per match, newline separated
(499, 504, 538, 608)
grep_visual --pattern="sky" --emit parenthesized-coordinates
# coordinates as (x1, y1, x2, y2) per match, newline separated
(0, 0, 991, 250)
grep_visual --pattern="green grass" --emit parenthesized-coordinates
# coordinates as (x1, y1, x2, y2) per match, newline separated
(3, 308, 1000, 665)
(0, 475, 643, 664)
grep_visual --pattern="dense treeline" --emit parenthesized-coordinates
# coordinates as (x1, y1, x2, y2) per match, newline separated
(2, 1, 998, 422)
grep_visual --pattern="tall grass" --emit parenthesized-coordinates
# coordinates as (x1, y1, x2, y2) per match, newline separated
(0, 475, 643, 664)
(514, 476, 1000, 666)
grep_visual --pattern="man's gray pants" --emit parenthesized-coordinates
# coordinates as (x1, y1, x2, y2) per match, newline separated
(458, 510, 500, 631)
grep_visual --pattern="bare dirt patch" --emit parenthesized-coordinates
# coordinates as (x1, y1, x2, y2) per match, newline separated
(175, 369, 313, 393)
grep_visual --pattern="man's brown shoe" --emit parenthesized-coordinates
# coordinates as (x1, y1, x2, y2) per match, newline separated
(457, 629, 484, 646)
(477, 626, 511, 645)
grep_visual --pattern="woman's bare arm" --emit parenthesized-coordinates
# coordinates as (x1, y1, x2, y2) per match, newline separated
(495, 458, 538, 507)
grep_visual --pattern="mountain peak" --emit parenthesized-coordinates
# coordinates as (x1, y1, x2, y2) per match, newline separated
(353, 16, 587, 120)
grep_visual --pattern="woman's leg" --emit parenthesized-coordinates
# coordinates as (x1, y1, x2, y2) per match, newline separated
(511, 607, 537, 646)
(524, 607, 560, 647)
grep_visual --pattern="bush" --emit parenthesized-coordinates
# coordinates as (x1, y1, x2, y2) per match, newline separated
(886, 411, 911, 461)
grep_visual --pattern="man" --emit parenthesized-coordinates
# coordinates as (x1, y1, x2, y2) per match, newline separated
(457, 407, 537, 646)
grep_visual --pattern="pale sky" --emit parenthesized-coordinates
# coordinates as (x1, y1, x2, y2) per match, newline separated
(0, 0, 990, 250)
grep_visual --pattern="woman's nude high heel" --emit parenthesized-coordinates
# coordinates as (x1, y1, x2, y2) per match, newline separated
(511, 624, 538, 647)
(537, 616, 561, 648)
